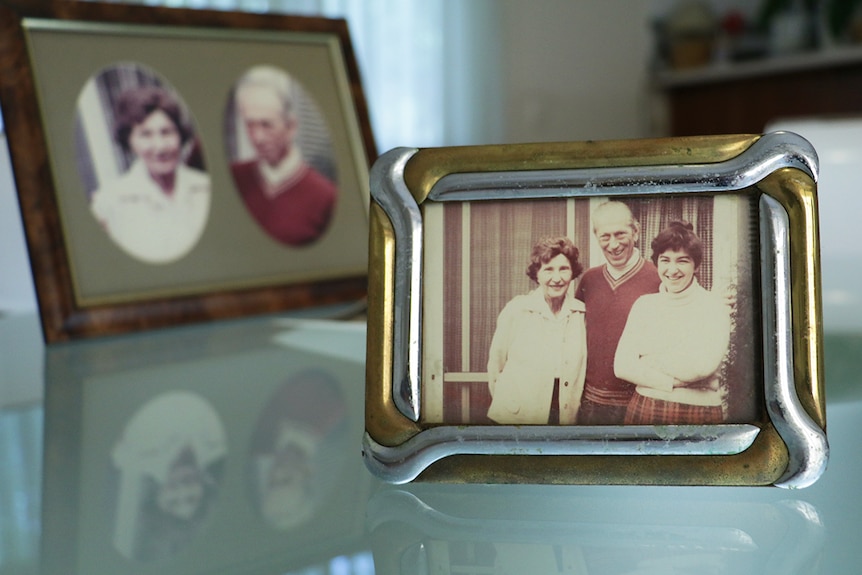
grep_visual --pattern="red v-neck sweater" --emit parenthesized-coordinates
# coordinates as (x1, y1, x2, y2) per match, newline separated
(231, 160, 337, 247)
(574, 258, 660, 405)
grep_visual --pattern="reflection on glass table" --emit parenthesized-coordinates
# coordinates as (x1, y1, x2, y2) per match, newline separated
(110, 390, 227, 562)
(367, 485, 824, 575)
(2, 313, 862, 574)
(38, 315, 374, 575)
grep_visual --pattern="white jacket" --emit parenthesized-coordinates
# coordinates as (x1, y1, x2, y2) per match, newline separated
(486, 288, 587, 424)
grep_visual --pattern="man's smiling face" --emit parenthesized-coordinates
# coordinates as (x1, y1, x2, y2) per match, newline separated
(595, 215, 638, 271)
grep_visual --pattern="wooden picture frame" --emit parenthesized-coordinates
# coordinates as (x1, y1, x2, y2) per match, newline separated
(0, 0, 376, 342)
(363, 132, 827, 488)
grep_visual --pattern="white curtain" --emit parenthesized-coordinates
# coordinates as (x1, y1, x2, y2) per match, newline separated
(73, 0, 503, 153)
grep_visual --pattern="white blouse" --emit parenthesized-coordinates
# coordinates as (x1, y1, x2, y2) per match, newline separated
(614, 279, 731, 406)
(91, 160, 211, 264)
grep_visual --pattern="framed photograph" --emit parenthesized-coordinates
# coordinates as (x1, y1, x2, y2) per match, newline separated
(0, 1, 376, 342)
(41, 316, 372, 573)
(363, 132, 828, 488)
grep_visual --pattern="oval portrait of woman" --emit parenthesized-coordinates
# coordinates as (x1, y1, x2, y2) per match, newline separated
(74, 62, 211, 264)
(110, 391, 227, 562)
(224, 65, 338, 248)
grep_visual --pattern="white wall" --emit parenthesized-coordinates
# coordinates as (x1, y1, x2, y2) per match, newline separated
(3, 0, 858, 334)
(497, 0, 656, 143)
(491, 0, 765, 144)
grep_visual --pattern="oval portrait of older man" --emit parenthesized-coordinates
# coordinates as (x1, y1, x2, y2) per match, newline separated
(224, 65, 339, 248)
(74, 62, 211, 264)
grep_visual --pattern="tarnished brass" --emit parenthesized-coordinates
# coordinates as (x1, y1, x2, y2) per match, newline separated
(365, 133, 826, 487)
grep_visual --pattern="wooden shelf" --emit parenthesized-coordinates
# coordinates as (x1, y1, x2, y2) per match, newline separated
(658, 46, 862, 136)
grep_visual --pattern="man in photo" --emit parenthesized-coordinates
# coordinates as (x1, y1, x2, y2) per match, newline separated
(229, 66, 337, 247)
(574, 201, 661, 425)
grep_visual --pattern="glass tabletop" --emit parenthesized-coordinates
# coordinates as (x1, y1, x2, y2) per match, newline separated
(1, 312, 861, 575)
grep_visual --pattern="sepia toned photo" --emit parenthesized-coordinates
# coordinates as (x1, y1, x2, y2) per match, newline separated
(422, 194, 761, 427)
(365, 136, 824, 486)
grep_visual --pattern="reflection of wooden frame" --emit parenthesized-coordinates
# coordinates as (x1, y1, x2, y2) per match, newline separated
(363, 133, 828, 488)
(0, 1, 376, 342)
(41, 317, 371, 573)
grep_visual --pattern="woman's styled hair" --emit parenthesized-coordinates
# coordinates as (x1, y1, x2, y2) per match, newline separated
(113, 86, 190, 151)
(526, 236, 583, 282)
(650, 220, 703, 268)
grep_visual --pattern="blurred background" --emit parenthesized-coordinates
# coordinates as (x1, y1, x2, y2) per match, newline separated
(2, 2, 861, 574)
(4, 0, 862, 319)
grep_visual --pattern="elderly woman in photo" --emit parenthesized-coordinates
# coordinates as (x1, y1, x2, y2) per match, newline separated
(614, 221, 731, 424)
(90, 85, 210, 264)
(486, 237, 587, 425)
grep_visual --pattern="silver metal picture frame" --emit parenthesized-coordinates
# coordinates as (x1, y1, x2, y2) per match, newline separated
(363, 132, 827, 488)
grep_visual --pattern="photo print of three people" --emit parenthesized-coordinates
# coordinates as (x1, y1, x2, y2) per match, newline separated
(422, 194, 761, 427)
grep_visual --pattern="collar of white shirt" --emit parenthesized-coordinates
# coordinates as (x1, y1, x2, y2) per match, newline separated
(605, 247, 642, 280)
(259, 146, 305, 197)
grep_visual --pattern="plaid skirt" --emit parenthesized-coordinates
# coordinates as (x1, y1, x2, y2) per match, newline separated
(624, 394, 724, 425)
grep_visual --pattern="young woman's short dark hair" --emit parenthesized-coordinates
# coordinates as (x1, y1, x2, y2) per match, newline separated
(650, 220, 703, 269)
